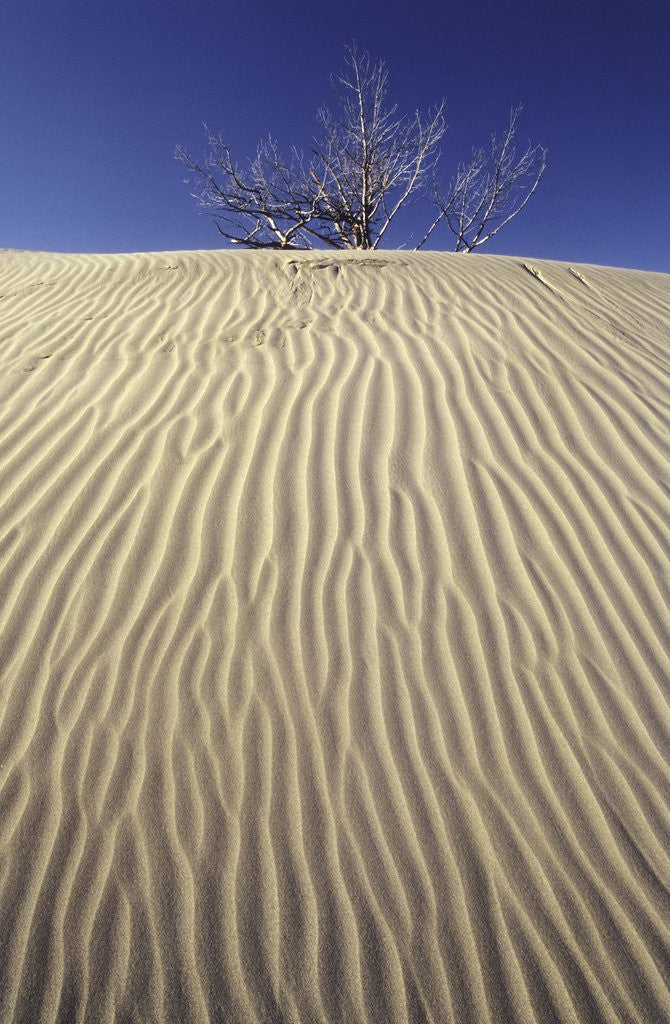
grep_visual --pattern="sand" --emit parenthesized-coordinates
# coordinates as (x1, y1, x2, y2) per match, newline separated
(0, 247, 668, 1023)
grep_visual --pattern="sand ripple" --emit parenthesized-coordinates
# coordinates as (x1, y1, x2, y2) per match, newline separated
(0, 249, 669, 1023)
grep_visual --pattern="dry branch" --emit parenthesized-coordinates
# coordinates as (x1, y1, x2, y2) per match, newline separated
(417, 106, 547, 251)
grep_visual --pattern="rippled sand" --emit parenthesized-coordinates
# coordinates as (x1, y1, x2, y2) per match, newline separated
(0, 248, 669, 1023)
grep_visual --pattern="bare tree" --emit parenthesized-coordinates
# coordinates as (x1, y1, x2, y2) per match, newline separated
(176, 44, 445, 249)
(175, 133, 335, 249)
(309, 46, 445, 249)
(417, 106, 547, 251)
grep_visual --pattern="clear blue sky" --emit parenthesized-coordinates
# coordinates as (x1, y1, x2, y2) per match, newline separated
(2, 0, 668, 271)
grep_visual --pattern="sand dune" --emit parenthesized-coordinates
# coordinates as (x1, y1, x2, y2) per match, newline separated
(0, 247, 669, 1023)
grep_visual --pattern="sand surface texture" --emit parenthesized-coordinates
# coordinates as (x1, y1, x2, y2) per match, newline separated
(0, 249, 669, 1024)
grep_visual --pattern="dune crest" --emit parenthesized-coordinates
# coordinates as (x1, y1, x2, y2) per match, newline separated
(0, 248, 669, 1023)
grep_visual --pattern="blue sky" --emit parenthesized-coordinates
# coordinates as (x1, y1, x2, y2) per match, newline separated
(1, 0, 668, 271)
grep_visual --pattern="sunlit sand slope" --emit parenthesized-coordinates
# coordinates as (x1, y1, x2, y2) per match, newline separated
(0, 248, 669, 1024)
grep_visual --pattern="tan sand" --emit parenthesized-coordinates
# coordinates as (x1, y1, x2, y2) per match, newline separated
(0, 248, 669, 1023)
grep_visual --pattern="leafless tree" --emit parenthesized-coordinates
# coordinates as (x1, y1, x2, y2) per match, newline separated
(417, 106, 547, 251)
(309, 46, 445, 248)
(176, 44, 445, 249)
(176, 133, 333, 249)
